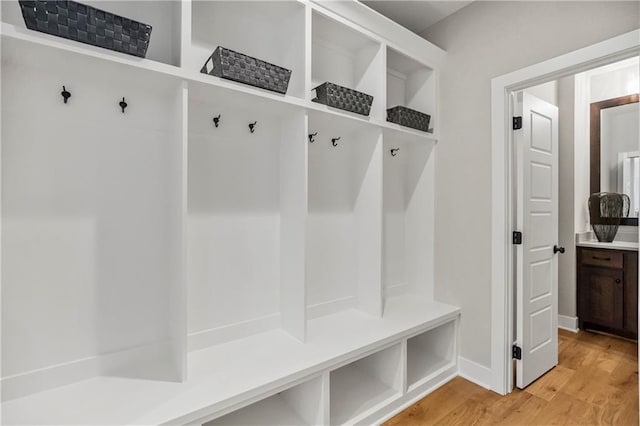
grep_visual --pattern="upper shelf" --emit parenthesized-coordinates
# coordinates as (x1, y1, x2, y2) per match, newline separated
(0, 0, 182, 66)
(188, 1, 307, 99)
(311, 10, 386, 120)
(0, 0, 441, 143)
(1, 21, 437, 145)
(1, 295, 460, 425)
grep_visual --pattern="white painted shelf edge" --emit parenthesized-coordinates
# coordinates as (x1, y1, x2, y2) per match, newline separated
(1, 295, 459, 425)
(0, 22, 438, 144)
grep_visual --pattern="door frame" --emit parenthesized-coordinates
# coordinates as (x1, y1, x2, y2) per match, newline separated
(490, 29, 640, 395)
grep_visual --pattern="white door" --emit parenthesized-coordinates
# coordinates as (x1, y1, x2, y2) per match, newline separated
(515, 92, 560, 389)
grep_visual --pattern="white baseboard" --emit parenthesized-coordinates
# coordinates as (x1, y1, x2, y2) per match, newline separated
(306, 296, 355, 320)
(457, 356, 493, 391)
(1, 341, 177, 402)
(558, 315, 579, 333)
(188, 313, 281, 352)
(384, 283, 410, 299)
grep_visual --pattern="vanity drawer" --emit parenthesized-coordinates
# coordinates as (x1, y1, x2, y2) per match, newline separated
(581, 248, 623, 269)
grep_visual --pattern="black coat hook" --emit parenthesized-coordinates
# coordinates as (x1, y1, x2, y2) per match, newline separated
(61, 86, 71, 104)
(213, 114, 221, 128)
(119, 97, 128, 113)
(248, 121, 257, 133)
(331, 137, 341, 147)
(390, 148, 400, 157)
(309, 132, 318, 143)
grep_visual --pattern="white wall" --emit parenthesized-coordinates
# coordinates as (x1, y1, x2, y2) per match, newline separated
(422, 1, 640, 368)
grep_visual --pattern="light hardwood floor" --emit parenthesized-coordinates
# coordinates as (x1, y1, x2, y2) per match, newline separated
(384, 330, 638, 425)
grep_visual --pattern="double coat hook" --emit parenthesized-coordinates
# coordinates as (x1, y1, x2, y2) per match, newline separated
(390, 148, 400, 157)
(331, 137, 341, 147)
(61, 86, 71, 104)
(213, 114, 221, 128)
(309, 132, 318, 143)
(58, 85, 130, 114)
(249, 121, 257, 133)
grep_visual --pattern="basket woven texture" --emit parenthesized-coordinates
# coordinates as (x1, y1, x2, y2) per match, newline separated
(312, 82, 374, 116)
(387, 106, 431, 132)
(18, 1, 152, 58)
(201, 47, 292, 95)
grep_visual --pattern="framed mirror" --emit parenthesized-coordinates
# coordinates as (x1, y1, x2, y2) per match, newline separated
(590, 93, 639, 226)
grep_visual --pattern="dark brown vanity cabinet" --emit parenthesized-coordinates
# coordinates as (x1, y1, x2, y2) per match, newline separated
(577, 247, 638, 339)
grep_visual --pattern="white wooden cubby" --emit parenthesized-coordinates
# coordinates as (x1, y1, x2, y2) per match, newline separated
(1, 1, 458, 424)
(329, 343, 402, 425)
(307, 110, 383, 320)
(311, 10, 385, 120)
(203, 375, 326, 426)
(386, 47, 437, 134)
(383, 131, 436, 300)
(406, 320, 457, 391)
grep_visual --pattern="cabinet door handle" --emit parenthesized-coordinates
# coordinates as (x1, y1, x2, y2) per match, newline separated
(592, 256, 611, 261)
(615, 279, 622, 284)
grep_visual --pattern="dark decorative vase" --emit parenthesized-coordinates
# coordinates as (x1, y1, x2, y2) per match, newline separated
(588, 192, 630, 242)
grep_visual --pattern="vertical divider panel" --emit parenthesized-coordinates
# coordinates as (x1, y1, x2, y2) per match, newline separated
(322, 371, 331, 425)
(180, 0, 192, 69)
(355, 131, 384, 317)
(0, 0, 4, 406)
(170, 80, 189, 381)
(400, 339, 408, 394)
(304, 4, 313, 101)
(280, 110, 308, 342)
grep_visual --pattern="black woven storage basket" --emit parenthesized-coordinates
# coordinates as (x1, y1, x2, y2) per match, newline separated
(312, 82, 374, 116)
(201, 47, 292, 95)
(18, 1, 152, 58)
(387, 106, 431, 132)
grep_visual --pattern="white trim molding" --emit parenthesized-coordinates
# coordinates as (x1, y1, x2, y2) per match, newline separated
(491, 29, 640, 395)
(458, 356, 493, 391)
(558, 315, 579, 333)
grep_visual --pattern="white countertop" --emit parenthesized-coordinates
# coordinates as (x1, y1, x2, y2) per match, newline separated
(576, 240, 639, 251)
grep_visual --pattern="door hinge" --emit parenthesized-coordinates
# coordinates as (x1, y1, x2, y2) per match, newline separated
(512, 345, 522, 360)
(513, 116, 522, 130)
(512, 231, 522, 245)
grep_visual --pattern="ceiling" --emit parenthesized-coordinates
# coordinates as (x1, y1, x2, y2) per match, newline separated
(360, 1, 473, 35)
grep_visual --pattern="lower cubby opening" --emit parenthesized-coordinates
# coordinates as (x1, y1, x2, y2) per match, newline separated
(204, 375, 325, 426)
(329, 344, 402, 425)
(406, 320, 456, 390)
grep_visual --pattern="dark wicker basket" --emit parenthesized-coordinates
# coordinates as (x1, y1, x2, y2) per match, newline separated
(18, 1, 152, 58)
(201, 47, 292, 95)
(387, 106, 431, 132)
(312, 82, 374, 116)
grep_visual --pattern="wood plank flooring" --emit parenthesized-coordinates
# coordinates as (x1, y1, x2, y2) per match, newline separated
(384, 330, 638, 425)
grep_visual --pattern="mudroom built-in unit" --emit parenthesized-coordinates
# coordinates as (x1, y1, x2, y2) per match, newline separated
(0, 1, 459, 424)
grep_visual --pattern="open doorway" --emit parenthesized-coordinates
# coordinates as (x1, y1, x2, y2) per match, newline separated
(511, 56, 639, 390)
(490, 29, 640, 396)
